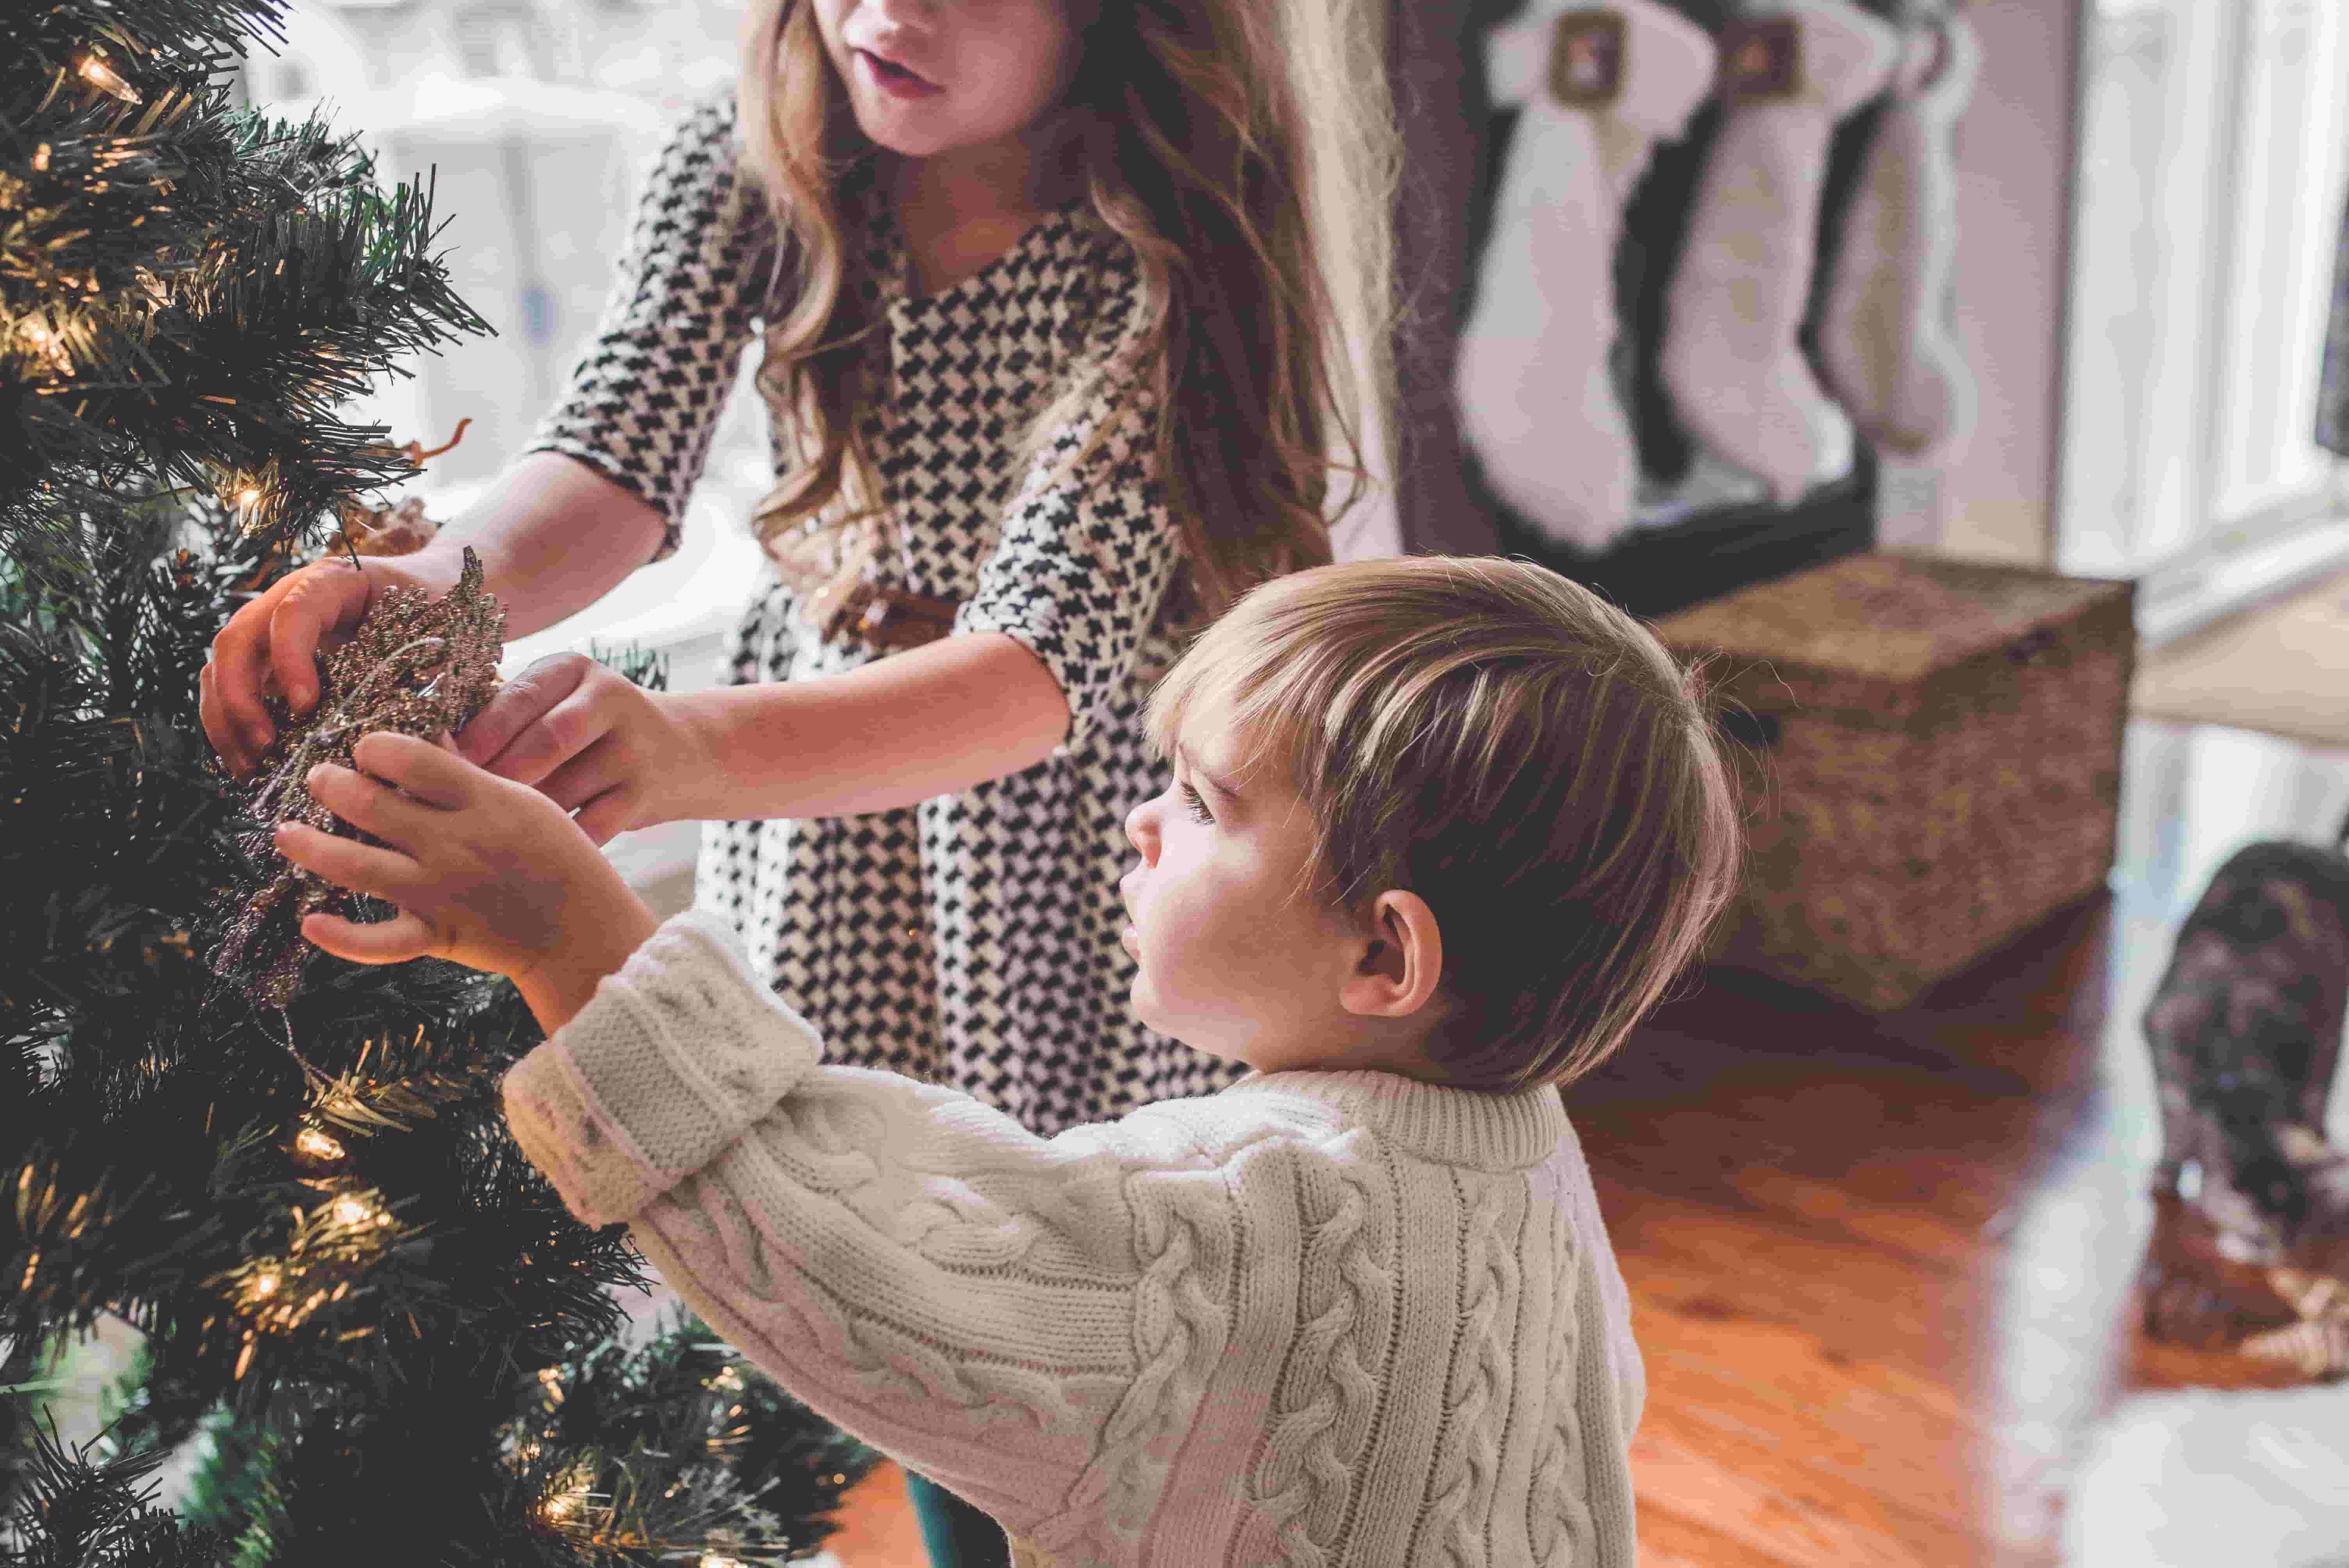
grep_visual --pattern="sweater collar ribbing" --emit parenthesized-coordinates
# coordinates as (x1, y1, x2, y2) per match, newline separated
(1217, 1068, 1568, 1171)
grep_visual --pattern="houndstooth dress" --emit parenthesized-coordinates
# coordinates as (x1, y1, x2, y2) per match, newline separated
(526, 92, 1248, 1138)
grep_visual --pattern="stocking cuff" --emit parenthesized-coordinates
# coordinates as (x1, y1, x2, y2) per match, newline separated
(1488, 2, 1719, 140)
(1902, 12, 1982, 116)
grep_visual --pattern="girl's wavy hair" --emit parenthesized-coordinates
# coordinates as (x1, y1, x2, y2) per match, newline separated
(730, 0, 1401, 629)
(1145, 556, 1750, 1094)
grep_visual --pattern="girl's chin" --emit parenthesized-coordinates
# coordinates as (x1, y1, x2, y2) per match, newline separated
(854, 120, 955, 159)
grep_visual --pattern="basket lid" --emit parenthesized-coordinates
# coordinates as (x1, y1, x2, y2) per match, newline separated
(1652, 551, 2132, 684)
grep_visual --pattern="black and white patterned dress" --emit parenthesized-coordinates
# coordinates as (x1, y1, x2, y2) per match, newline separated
(528, 92, 1248, 1137)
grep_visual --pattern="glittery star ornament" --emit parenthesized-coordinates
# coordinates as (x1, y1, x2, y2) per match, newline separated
(210, 547, 507, 1009)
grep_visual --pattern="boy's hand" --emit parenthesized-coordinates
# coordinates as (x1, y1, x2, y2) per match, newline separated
(450, 653, 704, 847)
(274, 729, 657, 1032)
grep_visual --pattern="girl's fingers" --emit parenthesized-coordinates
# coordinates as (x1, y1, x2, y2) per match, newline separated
(211, 573, 303, 761)
(300, 908, 437, 966)
(460, 655, 591, 783)
(570, 789, 636, 849)
(198, 659, 246, 777)
(267, 562, 368, 716)
(534, 743, 625, 817)
(274, 820, 428, 906)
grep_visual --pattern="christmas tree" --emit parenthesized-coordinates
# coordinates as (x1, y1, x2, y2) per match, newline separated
(1, 3, 876, 1561)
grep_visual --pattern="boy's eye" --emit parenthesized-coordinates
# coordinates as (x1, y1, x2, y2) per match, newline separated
(1178, 781, 1214, 824)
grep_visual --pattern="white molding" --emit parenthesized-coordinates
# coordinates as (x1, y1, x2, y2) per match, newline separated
(2136, 510, 2349, 650)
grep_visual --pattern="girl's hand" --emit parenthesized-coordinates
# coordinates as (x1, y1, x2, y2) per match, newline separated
(451, 652, 704, 847)
(202, 552, 463, 777)
(274, 730, 657, 1022)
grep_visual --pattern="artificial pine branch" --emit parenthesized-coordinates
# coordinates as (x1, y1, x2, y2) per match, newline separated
(1, 1415, 228, 1568)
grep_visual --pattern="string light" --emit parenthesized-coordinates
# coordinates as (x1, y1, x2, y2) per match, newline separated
(252, 1271, 280, 1298)
(294, 1126, 345, 1163)
(535, 1462, 598, 1527)
(22, 319, 72, 376)
(232, 479, 270, 538)
(77, 53, 142, 105)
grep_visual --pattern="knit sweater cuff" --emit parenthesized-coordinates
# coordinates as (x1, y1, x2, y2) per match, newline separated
(501, 908, 820, 1227)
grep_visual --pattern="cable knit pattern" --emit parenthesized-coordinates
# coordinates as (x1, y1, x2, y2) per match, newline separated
(499, 911, 1645, 1564)
(1248, 1154, 1390, 1564)
(1419, 1173, 1509, 1567)
(1528, 1178, 1597, 1567)
(1054, 1173, 1235, 1556)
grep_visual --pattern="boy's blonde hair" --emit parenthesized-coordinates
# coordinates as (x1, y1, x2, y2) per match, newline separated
(1145, 556, 1747, 1092)
(732, 0, 1401, 633)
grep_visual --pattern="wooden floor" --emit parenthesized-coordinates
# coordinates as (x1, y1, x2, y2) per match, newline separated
(815, 716, 2349, 1568)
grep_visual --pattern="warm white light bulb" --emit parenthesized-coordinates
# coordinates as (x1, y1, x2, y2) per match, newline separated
(77, 55, 143, 104)
(295, 1127, 344, 1162)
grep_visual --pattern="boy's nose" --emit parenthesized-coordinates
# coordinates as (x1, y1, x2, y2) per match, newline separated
(1124, 798, 1158, 861)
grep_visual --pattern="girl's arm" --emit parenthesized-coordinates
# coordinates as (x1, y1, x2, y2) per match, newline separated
(498, 909, 1275, 1548)
(662, 630, 1070, 820)
(664, 374, 1181, 821)
(399, 450, 672, 640)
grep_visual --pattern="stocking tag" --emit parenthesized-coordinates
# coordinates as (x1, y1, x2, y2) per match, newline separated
(1720, 16, 1802, 103)
(1548, 11, 1625, 107)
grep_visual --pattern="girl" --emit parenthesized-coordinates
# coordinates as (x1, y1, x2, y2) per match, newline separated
(202, 0, 1400, 1559)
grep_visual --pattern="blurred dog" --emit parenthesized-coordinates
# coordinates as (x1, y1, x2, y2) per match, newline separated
(2140, 813, 2349, 1262)
(2136, 810, 2349, 1379)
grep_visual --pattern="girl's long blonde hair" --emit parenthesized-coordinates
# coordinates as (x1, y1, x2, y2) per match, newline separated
(732, 0, 1401, 630)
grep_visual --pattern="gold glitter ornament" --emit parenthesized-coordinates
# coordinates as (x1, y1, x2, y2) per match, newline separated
(209, 547, 508, 1009)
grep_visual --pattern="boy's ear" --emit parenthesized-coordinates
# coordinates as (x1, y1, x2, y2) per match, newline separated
(1341, 890, 1446, 1021)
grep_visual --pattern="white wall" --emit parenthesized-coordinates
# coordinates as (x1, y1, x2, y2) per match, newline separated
(1934, 0, 2085, 567)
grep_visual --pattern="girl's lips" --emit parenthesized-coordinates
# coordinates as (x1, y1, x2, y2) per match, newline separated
(856, 48, 941, 98)
(1120, 924, 1140, 957)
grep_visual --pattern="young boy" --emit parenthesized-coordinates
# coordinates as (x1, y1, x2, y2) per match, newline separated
(276, 554, 1745, 1565)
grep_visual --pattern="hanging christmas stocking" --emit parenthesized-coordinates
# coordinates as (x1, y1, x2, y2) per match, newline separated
(1661, 0, 1898, 505)
(1456, 0, 1717, 553)
(1821, 11, 1981, 464)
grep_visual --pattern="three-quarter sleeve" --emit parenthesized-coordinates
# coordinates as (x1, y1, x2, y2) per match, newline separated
(497, 908, 1266, 1540)
(951, 367, 1185, 758)
(524, 91, 774, 565)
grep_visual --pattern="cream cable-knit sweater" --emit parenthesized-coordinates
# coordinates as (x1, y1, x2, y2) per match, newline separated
(500, 909, 1647, 1566)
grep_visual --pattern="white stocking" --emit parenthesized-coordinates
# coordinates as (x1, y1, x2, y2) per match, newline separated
(1661, 0, 1898, 505)
(1821, 12, 1980, 464)
(1456, 0, 1716, 553)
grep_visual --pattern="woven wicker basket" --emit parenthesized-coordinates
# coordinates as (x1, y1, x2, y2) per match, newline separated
(1654, 551, 2137, 1011)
